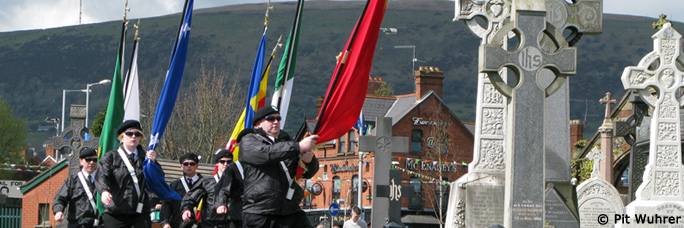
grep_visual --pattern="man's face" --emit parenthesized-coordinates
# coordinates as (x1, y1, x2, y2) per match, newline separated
(257, 114, 281, 137)
(216, 157, 232, 173)
(122, 129, 142, 148)
(351, 210, 360, 220)
(180, 159, 198, 177)
(79, 155, 98, 173)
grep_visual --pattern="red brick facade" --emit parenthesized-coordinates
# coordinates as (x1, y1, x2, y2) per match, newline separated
(22, 162, 68, 228)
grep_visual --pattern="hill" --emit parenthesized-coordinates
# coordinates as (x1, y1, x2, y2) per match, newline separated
(1, 0, 682, 143)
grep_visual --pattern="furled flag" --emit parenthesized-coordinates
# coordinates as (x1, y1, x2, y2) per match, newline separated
(145, 0, 196, 201)
(353, 111, 367, 137)
(271, 0, 305, 129)
(123, 21, 141, 121)
(313, 0, 390, 143)
(96, 17, 128, 214)
(225, 4, 273, 160)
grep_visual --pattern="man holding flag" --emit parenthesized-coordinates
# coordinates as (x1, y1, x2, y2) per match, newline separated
(238, 106, 319, 227)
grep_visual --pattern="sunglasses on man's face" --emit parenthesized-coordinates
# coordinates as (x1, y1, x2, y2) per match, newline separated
(217, 159, 232, 164)
(84, 158, 98, 163)
(124, 131, 143, 137)
(263, 115, 282, 122)
(182, 162, 197, 166)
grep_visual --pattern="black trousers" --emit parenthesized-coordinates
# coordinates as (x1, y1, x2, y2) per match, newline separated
(242, 211, 311, 228)
(103, 212, 151, 228)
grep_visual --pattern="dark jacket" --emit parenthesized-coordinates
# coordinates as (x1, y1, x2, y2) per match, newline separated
(95, 144, 152, 215)
(53, 172, 99, 228)
(239, 128, 319, 215)
(181, 173, 227, 225)
(216, 162, 244, 222)
(160, 174, 202, 228)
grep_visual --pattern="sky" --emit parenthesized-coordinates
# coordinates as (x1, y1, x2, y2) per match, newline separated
(0, 0, 682, 33)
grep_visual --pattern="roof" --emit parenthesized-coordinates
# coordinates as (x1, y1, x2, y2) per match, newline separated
(20, 159, 68, 194)
(362, 96, 397, 122)
(386, 95, 417, 125)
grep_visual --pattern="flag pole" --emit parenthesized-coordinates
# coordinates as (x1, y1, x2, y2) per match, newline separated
(261, 35, 283, 80)
(312, 0, 372, 134)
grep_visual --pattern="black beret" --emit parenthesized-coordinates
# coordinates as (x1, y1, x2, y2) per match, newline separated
(179, 153, 199, 164)
(80, 148, 97, 158)
(214, 149, 233, 163)
(117, 119, 142, 135)
(252, 106, 280, 126)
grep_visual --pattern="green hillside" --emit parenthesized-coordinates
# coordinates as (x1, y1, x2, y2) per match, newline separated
(1, 0, 682, 141)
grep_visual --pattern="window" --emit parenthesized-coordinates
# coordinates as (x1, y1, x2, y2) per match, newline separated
(332, 176, 341, 200)
(38, 203, 50, 225)
(411, 129, 423, 153)
(352, 175, 359, 191)
(409, 177, 423, 210)
(348, 130, 356, 153)
(338, 135, 346, 154)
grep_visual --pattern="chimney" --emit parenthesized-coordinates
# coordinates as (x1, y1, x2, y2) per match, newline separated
(569, 119, 584, 157)
(415, 66, 444, 100)
(367, 77, 385, 95)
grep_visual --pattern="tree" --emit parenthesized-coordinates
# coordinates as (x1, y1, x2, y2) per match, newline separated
(91, 108, 106, 137)
(0, 97, 29, 163)
(141, 63, 243, 162)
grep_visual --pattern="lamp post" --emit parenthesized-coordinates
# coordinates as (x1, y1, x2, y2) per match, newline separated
(85, 79, 112, 127)
(62, 89, 88, 132)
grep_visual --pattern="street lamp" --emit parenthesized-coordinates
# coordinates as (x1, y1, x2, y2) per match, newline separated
(394, 45, 418, 73)
(380, 27, 397, 35)
(86, 79, 112, 127)
(62, 89, 88, 132)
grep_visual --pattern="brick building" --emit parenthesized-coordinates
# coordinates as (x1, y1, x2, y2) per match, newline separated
(304, 67, 474, 227)
(20, 160, 68, 228)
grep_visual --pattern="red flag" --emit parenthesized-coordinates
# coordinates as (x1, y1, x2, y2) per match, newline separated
(313, 0, 389, 143)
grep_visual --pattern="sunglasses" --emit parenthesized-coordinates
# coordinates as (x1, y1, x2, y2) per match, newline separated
(263, 116, 282, 122)
(84, 158, 97, 163)
(124, 131, 143, 137)
(182, 162, 197, 166)
(217, 159, 232, 164)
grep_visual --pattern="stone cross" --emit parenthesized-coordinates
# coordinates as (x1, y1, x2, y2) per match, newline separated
(479, 0, 577, 226)
(375, 169, 415, 225)
(358, 117, 409, 228)
(621, 22, 684, 206)
(599, 92, 617, 119)
(586, 147, 604, 179)
(598, 92, 617, 182)
(53, 105, 99, 175)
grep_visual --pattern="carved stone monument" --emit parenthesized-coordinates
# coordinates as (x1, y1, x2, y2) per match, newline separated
(358, 117, 409, 228)
(618, 22, 684, 227)
(577, 147, 625, 227)
(598, 92, 617, 183)
(446, 1, 512, 227)
(479, 0, 577, 226)
(53, 105, 99, 175)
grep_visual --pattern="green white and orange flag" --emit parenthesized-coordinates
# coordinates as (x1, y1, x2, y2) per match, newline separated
(271, 0, 305, 129)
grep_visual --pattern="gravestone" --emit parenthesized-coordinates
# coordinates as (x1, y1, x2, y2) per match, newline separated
(358, 117, 409, 228)
(619, 22, 684, 227)
(53, 105, 99, 175)
(479, 0, 577, 226)
(376, 169, 415, 225)
(447, 1, 512, 227)
(577, 147, 625, 227)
